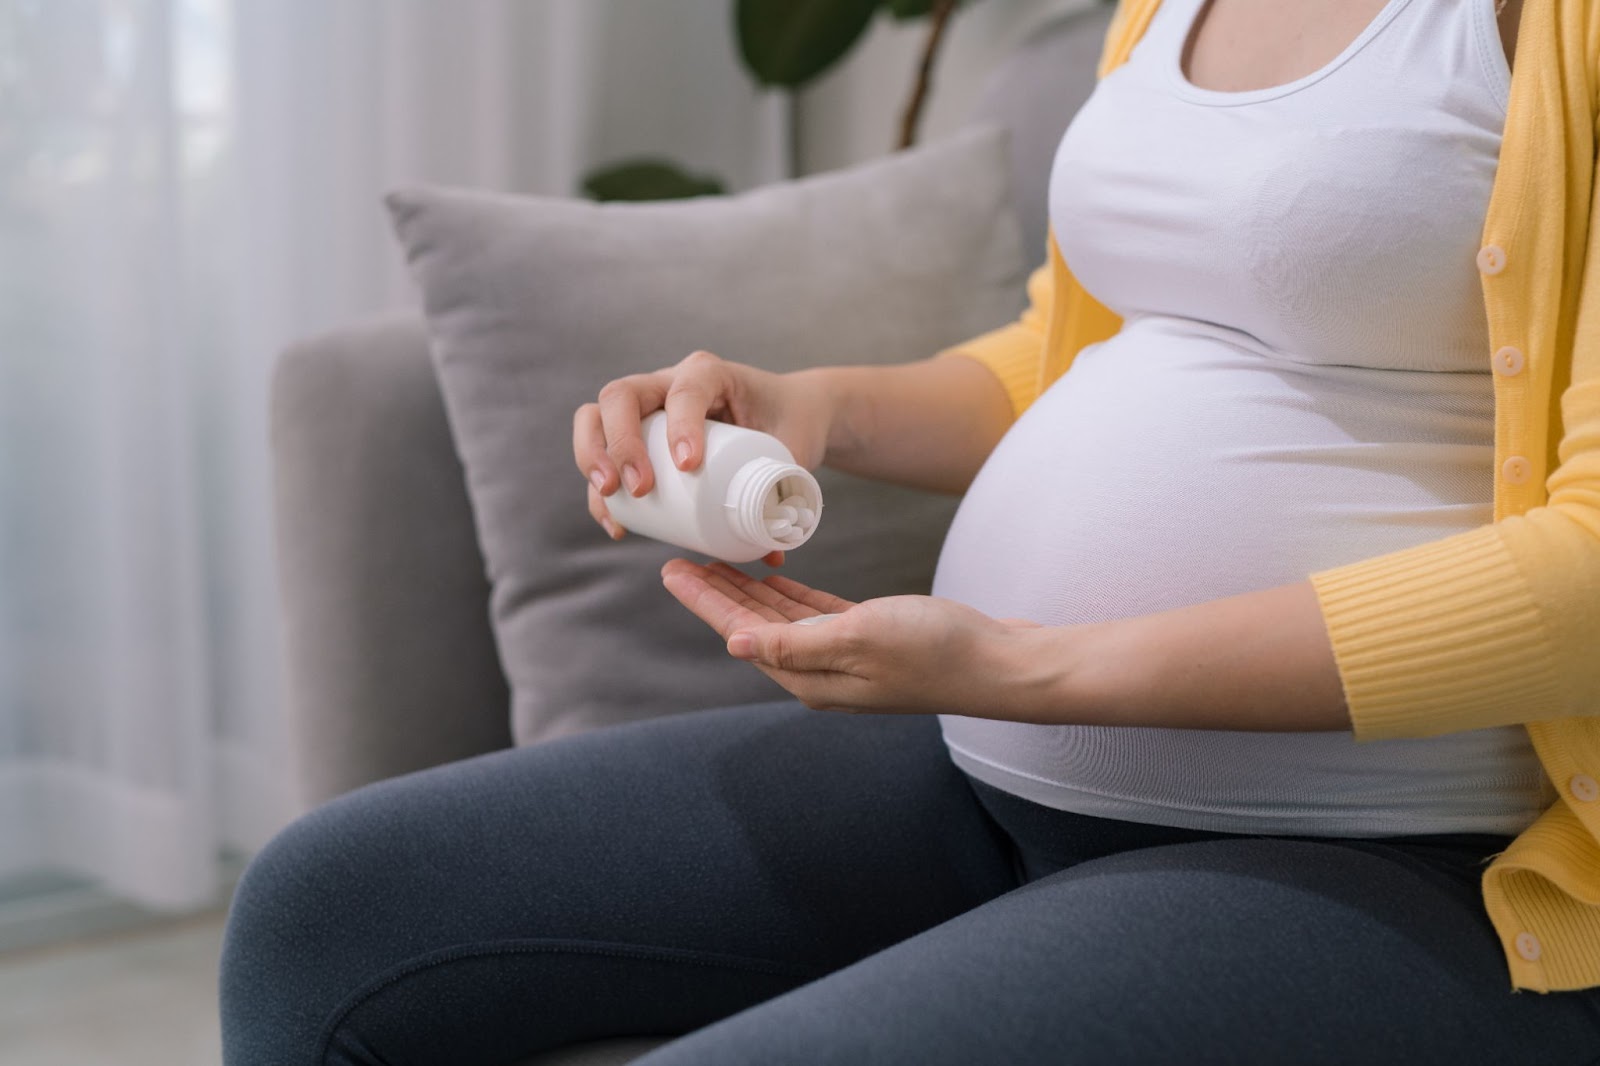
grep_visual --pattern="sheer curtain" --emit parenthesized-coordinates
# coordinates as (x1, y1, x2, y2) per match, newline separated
(0, 0, 785, 912)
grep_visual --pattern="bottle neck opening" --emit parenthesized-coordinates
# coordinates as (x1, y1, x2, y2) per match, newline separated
(725, 459, 823, 552)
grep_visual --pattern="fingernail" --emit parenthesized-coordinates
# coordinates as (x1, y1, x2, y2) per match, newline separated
(604, 519, 623, 539)
(727, 633, 756, 659)
(589, 469, 606, 492)
(674, 441, 692, 468)
(623, 464, 642, 494)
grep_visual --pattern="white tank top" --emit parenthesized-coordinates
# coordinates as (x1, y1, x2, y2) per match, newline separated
(934, 0, 1556, 836)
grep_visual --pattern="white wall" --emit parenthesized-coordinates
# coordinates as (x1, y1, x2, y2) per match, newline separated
(796, 0, 1095, 175)
(586, 0, 791, 191)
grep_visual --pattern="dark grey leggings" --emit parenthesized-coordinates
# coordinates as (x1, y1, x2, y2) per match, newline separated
(220, 702, 1600, 1065)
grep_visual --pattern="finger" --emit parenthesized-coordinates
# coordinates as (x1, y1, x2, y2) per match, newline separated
(660, 560, 783, 637)
(597, 372, 671, 497)
(676, 561, 793, 625)
(761, 573, 858, 616)
(588, 485, 623, 539)
(662, 351, 725, 472)
(573, 403, 618, 496)
(762, 550, 785, 568)
(703, 562, 820, 622)
(725, 620, 850, 673)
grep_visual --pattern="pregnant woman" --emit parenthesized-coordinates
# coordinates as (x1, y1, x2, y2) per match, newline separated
(221, 0, 1600, 1062)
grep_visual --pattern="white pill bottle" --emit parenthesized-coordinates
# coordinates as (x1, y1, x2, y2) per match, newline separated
(604, 412, 824, 563)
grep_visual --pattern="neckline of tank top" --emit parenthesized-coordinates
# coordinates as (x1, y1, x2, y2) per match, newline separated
(1160, 0, 1506, 110)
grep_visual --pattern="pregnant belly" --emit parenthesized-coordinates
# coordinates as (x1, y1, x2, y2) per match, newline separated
(932, 315, 1497, 624)
(930, 317, 1550, 837)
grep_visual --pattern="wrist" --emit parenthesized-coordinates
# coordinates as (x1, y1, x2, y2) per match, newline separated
(789, 365, 871, 469)
(987, 620, 1107, 726)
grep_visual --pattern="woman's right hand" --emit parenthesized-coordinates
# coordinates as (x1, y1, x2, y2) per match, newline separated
(573, 350, 835, 542)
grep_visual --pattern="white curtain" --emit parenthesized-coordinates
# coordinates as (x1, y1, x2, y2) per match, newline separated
(0, 0, 785, 912)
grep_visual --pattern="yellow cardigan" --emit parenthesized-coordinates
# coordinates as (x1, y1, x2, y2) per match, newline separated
(947, 0, 1600, 992)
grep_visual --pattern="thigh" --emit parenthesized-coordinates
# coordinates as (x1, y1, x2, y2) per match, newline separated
(636, 835, 1600, 1066)
(219, 702, 1019, 1066)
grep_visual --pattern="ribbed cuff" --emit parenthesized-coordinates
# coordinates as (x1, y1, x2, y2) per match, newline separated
(1307, 525, 1567, 740)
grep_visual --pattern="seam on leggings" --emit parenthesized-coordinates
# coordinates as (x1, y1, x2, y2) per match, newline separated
(314, 936, 825, 1062)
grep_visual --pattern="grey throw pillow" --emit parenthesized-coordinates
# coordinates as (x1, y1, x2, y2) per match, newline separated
(387, 126, 1025, 745)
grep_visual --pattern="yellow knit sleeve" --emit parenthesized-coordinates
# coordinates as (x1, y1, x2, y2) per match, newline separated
(1307, 96, 1600, 741)
(1309, 373, 1600, 743)
(936, 258, 1052, 420)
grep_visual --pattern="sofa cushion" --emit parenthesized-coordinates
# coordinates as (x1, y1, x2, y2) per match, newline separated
(386, 126, 1025, 744)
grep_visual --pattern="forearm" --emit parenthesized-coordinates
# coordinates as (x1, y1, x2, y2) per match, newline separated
(1024, 580, 1353, 732)
(796, 353, 1013, 495)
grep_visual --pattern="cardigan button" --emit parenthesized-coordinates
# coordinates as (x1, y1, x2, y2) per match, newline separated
(1515, 932, 1543, 962)
(1501, 456, 1532, 485)
(1492, 346, 1525, 376)
(1571, 775, 1600, 803)
(1478, 245, 1508, 275)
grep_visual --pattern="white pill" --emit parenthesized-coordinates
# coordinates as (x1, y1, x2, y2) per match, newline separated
(796, 507, 815, 528)
(767, 520, 793, 537)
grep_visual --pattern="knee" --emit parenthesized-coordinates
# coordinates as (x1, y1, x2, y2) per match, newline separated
(219, 795, 390, 1063)
(223, 799, 349, 961)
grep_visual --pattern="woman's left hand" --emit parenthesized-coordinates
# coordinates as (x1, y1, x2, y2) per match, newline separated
(660, 559, 1062, 718)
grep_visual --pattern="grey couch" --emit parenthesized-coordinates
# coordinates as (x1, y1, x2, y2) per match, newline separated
(270, 8, 1111, 1064)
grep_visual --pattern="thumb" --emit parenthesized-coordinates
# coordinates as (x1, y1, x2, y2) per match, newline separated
(727, 620, 837, 671)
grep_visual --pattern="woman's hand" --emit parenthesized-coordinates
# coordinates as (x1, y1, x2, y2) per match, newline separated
(573, 351, 835, 553)
(663, 560, 1353, 732)
(660, 559, 1068, 719)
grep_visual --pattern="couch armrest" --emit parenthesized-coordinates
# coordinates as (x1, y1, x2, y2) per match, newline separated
(273, 314, 512, 810)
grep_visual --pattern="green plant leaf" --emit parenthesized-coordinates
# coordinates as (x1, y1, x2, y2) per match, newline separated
(736, 0, 881, 88)
(581, 159, 727, 202)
